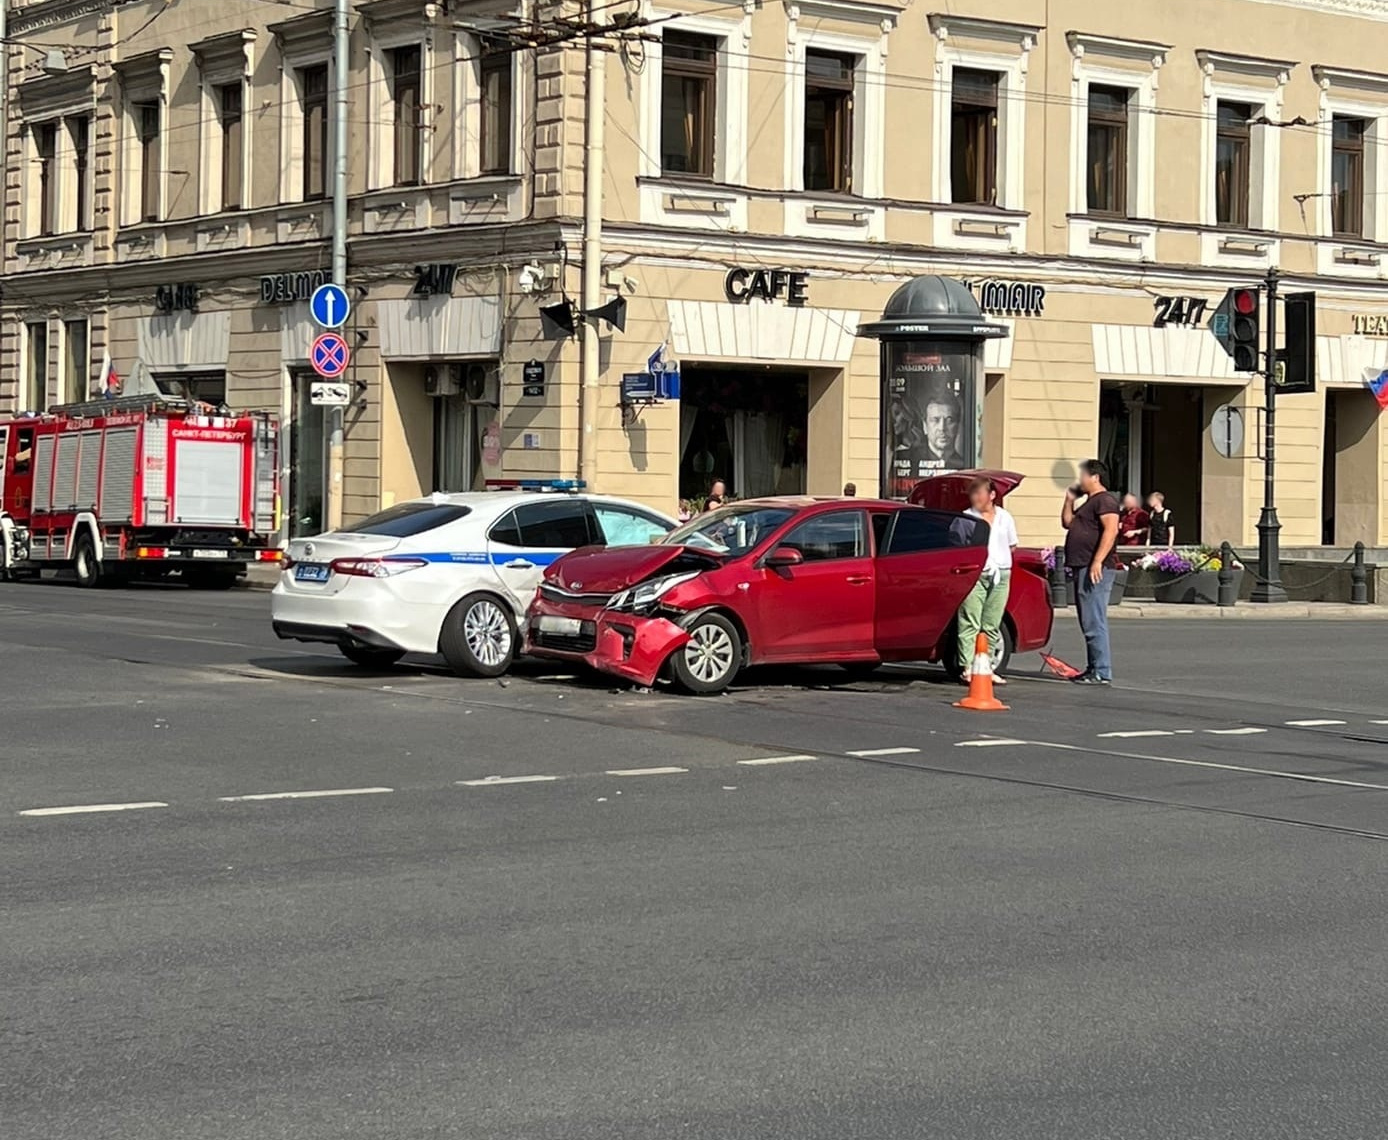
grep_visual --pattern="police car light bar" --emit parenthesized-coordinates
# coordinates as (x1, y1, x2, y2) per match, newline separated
(484, 479, 587, 493)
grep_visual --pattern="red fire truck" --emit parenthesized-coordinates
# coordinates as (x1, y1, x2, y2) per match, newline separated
(0, 395, 283, 587)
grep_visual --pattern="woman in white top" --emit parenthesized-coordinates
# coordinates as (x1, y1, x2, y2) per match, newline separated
(957, 476, 1019, 684)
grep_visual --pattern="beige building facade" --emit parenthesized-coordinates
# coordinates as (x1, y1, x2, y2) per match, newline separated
(4, 0, 1388, 548)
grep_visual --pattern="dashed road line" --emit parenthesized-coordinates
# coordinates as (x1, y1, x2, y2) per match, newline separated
(457, 775, 560, 787)
(847, 747, 921, 757)
(955, 739, 1026, 748)
(1286, 719, 1347, 727)
(218, 787, 394, 802)
(18, 801, 169, 818)
(1098, 730, 1173, 739)
(737, 754, 818, 766)
(605, 766, 689, 777)
(1205, 727, 1267, 735)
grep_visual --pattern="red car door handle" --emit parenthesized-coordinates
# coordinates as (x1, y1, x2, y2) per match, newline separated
(950, 565, 975, 574)
(846, 575, 871, 585)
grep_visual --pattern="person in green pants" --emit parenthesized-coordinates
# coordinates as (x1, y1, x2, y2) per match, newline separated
(958, 476, 1018, 684)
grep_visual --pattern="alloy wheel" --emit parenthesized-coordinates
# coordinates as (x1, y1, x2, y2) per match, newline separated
(464, 599, 513, 667)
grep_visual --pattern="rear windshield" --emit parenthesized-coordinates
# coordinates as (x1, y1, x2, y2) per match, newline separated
(342, 503, 471, 537)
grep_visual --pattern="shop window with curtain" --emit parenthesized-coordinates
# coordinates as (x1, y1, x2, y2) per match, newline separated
(803, 50, 854, 193)
(1086, 85, 1130, 216)
(63, 319, 89, 404)
(479, 48, 513, 175)
(35, 123, 58, 236)
(70, 116, 91, 230)
(218, 82, 244, 210)
(1331, 115, 1365, 238)
(660, 32, 716, 177)
(1214, 101, 1251, 228)
(392, 44, 423, 186)
(950, 69, 997, 205)
(300, 64, 328, 200)
(433, 398, 488, 493)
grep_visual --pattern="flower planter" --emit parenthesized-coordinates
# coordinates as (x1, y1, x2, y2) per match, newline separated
(1151, 569, 1242, 605)
(1063, 567, 1128, 608)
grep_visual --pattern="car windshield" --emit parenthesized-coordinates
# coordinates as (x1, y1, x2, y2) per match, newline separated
(341, 502, 472, 537)
(662, 504, 797, 556)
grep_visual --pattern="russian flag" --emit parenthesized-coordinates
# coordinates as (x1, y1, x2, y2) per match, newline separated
(1366, 366, 1388, 411)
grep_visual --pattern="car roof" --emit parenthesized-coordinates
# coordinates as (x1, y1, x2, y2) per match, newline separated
(728, 495, 919, 512)
(385, 491, 677, 521)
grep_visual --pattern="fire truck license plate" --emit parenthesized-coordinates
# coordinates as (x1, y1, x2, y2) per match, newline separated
(294, 563, 331, 583)
(192, 549, 230, 559)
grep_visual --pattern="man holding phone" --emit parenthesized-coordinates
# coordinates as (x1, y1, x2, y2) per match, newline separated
(1060, 459, 1121, 685)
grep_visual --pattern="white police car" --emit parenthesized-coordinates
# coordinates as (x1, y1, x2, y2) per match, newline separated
(271, 483, 676, 676)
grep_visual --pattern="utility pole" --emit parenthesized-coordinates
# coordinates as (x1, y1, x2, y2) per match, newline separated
(326, 0, 350, 530)
(1250, 266, 1287, 603)
(577, 11, 606, 489)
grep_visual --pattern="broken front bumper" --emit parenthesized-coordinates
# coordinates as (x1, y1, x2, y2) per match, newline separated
(529, 611, 691, 688)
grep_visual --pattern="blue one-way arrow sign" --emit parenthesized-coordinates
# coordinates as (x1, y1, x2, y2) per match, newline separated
(310, 282, 351, 330)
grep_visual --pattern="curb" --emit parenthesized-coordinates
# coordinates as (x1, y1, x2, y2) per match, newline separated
(1085, 604, 1388, 620)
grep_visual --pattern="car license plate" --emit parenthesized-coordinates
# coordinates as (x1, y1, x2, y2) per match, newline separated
(294, 563, 331, 583)
(191, 549, 229, 559)
(537, 615, 582, 636)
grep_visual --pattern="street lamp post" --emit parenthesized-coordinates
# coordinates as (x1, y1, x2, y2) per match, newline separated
(1250, 266, 1287, 603)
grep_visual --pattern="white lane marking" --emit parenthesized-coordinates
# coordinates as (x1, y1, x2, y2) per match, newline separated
(605, 766, 688, 776)
(1370, 720, 1388, 725)
(1205, 727, 1268, 736)
(955, 739, 1026, 748)
(19, 801, 168, 818)
(218, 787, 393, 802)
(1285, 719, 1347, 727)
(847, 747, 921, 757)
(737, 754, 817, 766)
(1034, 740, 1388, 792)
(457, 775, 559, 787)
(1098, 730, 1173, 739)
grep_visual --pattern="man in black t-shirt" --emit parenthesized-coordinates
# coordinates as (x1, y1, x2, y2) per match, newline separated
(1061, 459, 1121, 685)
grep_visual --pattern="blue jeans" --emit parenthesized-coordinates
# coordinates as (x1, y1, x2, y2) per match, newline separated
(1074, 567, 1115, 680)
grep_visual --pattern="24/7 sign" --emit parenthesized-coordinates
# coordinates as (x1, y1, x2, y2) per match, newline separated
(1153, 295, 1209, 328)
(311, 332, 350, 378)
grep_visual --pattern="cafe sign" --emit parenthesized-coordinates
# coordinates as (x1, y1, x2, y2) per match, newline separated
(260, 270, 331, 304)
(724, 267, 810, 307)
(962, 279, 1045, 317)
(1352, 313, 1388, 336)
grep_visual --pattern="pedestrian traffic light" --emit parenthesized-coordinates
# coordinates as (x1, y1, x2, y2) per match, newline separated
(1278, 292, 1316, 394)
(1229, 287, 1260, 373)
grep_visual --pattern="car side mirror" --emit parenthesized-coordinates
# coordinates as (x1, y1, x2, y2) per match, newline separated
(764, 545, 803, 568)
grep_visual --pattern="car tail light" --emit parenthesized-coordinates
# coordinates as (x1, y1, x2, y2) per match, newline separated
(257, 549, 284, 563)
(135, 547, 170, 559)
(330, 557, 428, 579)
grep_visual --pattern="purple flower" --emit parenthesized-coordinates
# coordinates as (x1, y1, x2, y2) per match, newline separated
(1153, 549, 1194, 575)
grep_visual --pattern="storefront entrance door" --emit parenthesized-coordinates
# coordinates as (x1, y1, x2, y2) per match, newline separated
(433, 395, 484, 492)
(290, 372, 326, 537)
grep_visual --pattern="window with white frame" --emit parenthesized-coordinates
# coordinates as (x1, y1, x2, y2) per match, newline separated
(930, 17, 1038, 212)
(391, 44, 423, 186)
(218, 84, 246, 210)
(34, 122, 58, 236)
(1331, 115, 1367, 237)
(300, 63, 329, 201)
(1215, 101, 1252, 227)
(803, 50, 856, 193)
(70, 116, 91, 230)
(24, 321, 49, 412)
(660, 31, 717, 178)
(63, 319, 89, 405)
(1196, 53, 1288, 241)
(364, 21, 433, 192)
(271, 11, 332, 206)
(479, 47, 513, 175)
(116, 50, 172, 226)
(193, 30, 255, 216)
(1086, 85, 1130, 217)
(15, 69, 98, 240)
(1311, 66, 1388, 247)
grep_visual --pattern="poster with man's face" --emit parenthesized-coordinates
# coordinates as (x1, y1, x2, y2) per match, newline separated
(881, 342, 977, 497)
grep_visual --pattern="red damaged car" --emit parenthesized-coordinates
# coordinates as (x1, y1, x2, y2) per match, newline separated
(525, 470, 1052, 695)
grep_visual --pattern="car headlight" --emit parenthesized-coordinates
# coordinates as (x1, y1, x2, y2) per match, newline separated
(606, 571, 700, 614)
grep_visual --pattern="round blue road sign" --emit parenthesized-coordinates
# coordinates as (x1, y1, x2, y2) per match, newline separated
(309, 282, 351, 329)
(311, 332, 351, 378)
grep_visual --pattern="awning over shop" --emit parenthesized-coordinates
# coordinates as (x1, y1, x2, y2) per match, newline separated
(1091, 323, 1248, 385)
(1318, 334, 1388, 387)
(377, 294, 502, 360)
(139, 309, 232, 371)
(667, 299, 860, 364)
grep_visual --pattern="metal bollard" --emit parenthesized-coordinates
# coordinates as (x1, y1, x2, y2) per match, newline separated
(1351, 541, 1368, 605)
(1217, 541, 1237, 607)
(1048, 561, 1068, 608)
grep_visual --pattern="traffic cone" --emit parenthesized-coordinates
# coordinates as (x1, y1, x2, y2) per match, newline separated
(954, 632, 1009, 711)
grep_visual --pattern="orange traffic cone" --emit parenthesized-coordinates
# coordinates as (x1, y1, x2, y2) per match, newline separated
(954, 632, 1009, 711)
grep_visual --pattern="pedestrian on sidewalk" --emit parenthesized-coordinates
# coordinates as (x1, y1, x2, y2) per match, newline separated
(1061, 460, 1120, 685)
(958, 476, 1018, 685)
(1146, 491, 1175, 547)
(1119, 493, 1150, 545)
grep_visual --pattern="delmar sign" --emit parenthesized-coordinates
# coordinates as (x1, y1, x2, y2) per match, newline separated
(1352, 313, 1388, 336)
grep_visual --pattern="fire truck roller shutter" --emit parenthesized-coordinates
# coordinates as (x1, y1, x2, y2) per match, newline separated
(99, 428, 137, 522)
(174, 439, 243, 525)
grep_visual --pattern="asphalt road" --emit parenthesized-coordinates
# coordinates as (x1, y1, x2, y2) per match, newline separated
(3, 580, 1387, 1140)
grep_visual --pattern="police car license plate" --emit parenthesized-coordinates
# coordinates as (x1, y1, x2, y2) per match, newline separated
(537, 615, 582, 636)
(192, 549, 229, 559)
(294, 563, 331, 583)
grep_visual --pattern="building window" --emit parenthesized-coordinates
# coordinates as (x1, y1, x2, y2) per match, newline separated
(1331, 115, 1366, 238)
(804, 50, 854, 193)
(1214, 101, 1252, 228)
(660, 32, 716, 177)
(25, 322, 49, 412)
(300, 64, 328, 200)
(951, 69, 998, 205)
(133, 100, 161, 221)
(64, 319, 89, 404)
(1086, 85, 1129, 216)
(392, 45, 423, 186)
(479, 49, 513, 175)
(70, 117, 90, 230)
(35, 123, 58, 236)
(157, 373, 228, 405)
(218, 82, 244, 210)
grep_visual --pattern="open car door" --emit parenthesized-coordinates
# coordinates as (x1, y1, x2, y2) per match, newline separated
(873, 508, 988, 658)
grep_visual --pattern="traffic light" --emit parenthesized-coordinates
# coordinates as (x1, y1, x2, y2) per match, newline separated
(1230, 287, 1260, 372)
(1279, 292, 1316, 394)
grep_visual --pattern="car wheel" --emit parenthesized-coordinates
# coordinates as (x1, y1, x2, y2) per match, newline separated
(339, 644, 405, 669)
(944, 622, 1014, 679)
(440, 592, 517, 678)
(72, 534, 101, 588)
(670, 611, 741, 695)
